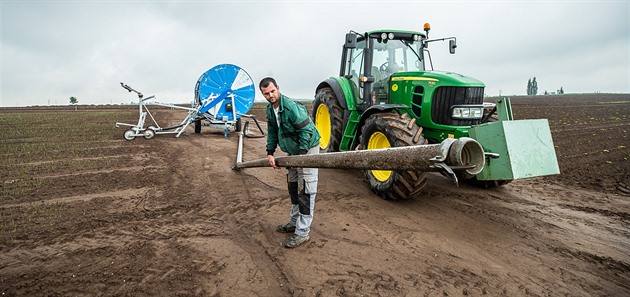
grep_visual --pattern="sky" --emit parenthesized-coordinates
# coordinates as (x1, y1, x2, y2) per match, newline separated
(1, 0, 628, 107)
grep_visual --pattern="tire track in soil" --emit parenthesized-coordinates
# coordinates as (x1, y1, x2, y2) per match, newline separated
(28, 165, 165, 180)
(0, 187, 153, 209)
(164, 131, 289, 296)
(423, 176, 630, 294)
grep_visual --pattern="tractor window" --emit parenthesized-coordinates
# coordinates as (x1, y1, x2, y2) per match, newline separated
(371, 39, 423, 104)
(372, 40, 423, 77)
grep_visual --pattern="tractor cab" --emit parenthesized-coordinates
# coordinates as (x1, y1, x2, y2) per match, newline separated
(341, 30, 428, 111)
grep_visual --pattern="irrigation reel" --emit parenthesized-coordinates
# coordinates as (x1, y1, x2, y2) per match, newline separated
(115, 64, 265, 140)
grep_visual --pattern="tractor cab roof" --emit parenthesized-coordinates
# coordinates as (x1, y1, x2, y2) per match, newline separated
(362, 29, 426, 41)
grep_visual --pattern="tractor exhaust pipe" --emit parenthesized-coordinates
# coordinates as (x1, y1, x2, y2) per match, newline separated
(234, 134, 484, 179)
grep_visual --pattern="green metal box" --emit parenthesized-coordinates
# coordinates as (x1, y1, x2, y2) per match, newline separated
(468, 119, 560, 180)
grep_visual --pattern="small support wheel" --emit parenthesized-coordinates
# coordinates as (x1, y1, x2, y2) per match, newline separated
(123, 129, 136, 141)
(144, 129, 156, 140)
(194, 120, 201, 134)
(235, 118, 242, 132)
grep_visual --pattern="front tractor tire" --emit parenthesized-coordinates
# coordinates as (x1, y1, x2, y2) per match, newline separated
(359, 113, 428, 200)
(313, 87, 345, 152)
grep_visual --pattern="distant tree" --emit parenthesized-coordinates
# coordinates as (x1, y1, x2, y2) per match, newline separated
(544, 90, 548, 95)
(526, 77, 539, 95)
(559, 87, 564, 94)
(70, 96, 78, 111)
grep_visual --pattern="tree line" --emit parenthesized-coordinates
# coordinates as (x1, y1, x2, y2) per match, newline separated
(527, 77, 564, 95)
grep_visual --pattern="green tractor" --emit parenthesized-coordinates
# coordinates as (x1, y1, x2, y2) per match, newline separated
(312, 24, 559, 200)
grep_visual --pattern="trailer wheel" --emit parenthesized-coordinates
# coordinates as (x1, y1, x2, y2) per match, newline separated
(144, 129, 155, 140)
(359, 112, 428, 200)
(123, 129, 136, 141)
(313, 87, 345, 152)
(194, 120, 201, 134)
(235, 118, 242, 132)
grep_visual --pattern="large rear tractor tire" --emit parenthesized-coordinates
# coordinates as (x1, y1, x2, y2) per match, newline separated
(359, 113, 428, 200)
(313, 87, 345, 152)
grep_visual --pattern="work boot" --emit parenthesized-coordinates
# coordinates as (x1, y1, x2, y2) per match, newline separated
(276, 223, 296, 233)
(285, 234, 310, 248)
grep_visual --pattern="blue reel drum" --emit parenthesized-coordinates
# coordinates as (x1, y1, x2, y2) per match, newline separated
(195, 64, 255, 122)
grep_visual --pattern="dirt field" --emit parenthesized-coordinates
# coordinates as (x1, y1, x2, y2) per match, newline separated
(1, 93, 628, 296)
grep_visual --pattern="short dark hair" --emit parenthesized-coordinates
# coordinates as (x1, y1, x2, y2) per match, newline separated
(259, 77, 277, 91)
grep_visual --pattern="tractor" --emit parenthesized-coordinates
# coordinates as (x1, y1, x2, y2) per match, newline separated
(312, 23, 559, 200)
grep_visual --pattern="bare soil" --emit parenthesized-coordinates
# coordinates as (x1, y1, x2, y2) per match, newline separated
(1, 93, 629, 296)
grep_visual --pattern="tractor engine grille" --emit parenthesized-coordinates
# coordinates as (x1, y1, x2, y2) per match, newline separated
(431, 86, 484, 126)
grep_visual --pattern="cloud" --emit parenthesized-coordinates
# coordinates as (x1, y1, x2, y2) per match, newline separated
(1, 0, 628, 107)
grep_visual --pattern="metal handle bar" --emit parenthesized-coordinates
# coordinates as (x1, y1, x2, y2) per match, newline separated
(120, 82, 143, 99)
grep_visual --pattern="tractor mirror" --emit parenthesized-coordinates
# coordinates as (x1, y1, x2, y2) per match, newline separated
(449, 39, 457, 54)
(345, 33, 357, 49)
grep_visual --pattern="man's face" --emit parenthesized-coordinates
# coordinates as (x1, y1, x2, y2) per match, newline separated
(261, 83, 280, 106)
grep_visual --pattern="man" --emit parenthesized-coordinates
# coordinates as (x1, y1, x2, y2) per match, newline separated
(259, 77, 320, 248)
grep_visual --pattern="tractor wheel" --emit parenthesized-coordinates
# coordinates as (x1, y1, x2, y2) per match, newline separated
(194, 120, 201, 134)
(313, 87, 345, 152)
(359, 113, 428, 200)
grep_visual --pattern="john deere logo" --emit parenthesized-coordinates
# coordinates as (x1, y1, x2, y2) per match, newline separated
(428, 81, 436, 87)
(391, 84, 398, 92)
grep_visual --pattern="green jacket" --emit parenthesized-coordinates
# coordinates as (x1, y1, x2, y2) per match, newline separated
(266, 94, 320, 156)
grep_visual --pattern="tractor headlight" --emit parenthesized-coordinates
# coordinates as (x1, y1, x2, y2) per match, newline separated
(381, 33, 388, 40)
(388, 32, 395, 39)
(451, 106, 484, 119)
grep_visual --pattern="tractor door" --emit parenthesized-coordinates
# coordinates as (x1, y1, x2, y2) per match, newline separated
(370, 40, 407, 105)
(342, 39, 366, 111)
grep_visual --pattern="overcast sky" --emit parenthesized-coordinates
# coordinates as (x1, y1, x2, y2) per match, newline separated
(1, 0, 628, 107)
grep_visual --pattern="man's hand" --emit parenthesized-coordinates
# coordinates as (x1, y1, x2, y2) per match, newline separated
(267, 155, 279, 169)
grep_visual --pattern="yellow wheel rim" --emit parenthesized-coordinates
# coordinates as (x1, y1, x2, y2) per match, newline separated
(315, 104, 331, 150)
(367, 132, 392, 182)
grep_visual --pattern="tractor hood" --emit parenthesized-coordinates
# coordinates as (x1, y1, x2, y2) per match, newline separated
(391, 71, 485, 88)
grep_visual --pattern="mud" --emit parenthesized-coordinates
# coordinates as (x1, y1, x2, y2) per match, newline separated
(1, 94, 629, 296)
